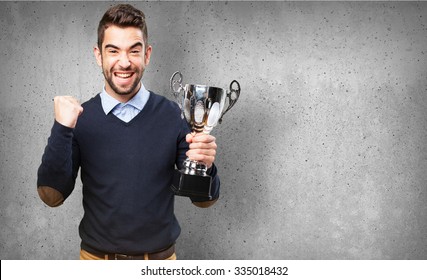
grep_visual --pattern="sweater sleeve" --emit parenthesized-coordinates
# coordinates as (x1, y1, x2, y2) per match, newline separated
(37, 120, 80, 202)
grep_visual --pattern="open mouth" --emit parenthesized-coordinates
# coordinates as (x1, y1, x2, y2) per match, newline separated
(115, 72, 134, 79)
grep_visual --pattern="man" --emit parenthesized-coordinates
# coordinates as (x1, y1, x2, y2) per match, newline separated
(37, 4, 220, 260)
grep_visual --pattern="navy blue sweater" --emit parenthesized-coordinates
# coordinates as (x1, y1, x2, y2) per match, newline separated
(37, 92, 220, 254)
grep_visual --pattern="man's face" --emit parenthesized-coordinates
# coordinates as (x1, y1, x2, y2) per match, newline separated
(94, 25, 152, 101)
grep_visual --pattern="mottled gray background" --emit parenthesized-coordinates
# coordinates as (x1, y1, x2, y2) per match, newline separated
(0, 1, 426, 260)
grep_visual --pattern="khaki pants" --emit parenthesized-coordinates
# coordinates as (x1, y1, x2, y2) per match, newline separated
(80, 249, 177, 260)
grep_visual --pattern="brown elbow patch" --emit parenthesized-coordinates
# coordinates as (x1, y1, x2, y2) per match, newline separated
(37, 186, 64, 207)
(192, 198, 218, 208)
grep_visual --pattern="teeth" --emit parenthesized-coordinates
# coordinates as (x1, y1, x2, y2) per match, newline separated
(116, 73, 132, 78)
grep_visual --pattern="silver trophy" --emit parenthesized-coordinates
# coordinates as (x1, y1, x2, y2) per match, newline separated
(170, 71, 241, 199)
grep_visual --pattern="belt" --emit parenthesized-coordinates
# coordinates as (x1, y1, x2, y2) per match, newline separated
(92, 244, 175, 260)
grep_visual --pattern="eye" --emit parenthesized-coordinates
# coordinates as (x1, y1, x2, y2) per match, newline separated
(130, 49, 141, 54)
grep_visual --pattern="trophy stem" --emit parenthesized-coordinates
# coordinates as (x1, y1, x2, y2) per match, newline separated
(203, 126, 213, 134)
(183, 158, 208, 176)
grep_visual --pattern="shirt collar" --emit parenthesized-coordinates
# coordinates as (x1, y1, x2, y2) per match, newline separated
(100, 83, 150, 115)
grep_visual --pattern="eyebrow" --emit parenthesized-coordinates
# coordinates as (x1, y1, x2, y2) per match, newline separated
(104, 42, 144, 50)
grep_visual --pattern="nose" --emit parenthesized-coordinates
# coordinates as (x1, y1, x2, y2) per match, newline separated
(118, 52, 131, 69)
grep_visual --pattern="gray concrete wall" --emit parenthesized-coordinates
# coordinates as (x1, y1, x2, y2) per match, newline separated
(0, 1, 426, 260)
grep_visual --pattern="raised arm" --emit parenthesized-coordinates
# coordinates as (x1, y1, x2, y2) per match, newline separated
(37, 96, 83, 207)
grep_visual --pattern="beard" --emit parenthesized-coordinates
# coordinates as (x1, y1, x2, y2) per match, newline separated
(106, 74, 141, 96)
(103, 68, 143, 96)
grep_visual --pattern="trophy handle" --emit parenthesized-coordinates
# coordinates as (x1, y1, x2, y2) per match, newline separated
(170, 71, 184, 103)
(219, 80, 241, 123)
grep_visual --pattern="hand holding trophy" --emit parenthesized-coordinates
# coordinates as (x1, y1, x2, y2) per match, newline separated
(170, 71, 241, 199)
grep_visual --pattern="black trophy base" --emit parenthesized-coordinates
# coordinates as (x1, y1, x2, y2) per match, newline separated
(171, 169, 212, 199)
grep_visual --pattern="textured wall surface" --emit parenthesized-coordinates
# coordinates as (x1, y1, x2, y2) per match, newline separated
(0, 1, 426, 260)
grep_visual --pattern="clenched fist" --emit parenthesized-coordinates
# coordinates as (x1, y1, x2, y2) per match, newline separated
(53, 96, 83, 128)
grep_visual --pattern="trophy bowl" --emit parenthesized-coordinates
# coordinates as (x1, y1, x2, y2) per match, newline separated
(170, 71, 240, 199)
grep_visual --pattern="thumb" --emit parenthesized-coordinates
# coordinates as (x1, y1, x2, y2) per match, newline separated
(186, 133, 195, 143)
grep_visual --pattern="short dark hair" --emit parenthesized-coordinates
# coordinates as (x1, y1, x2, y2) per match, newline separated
(97, 4, 148, 50)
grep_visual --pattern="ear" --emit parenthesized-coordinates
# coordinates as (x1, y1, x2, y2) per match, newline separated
(144, 45, 152, 66)
(94, 45, 102, 67)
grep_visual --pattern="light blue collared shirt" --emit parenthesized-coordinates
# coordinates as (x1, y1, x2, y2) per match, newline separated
(100, 83, 150, 123)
